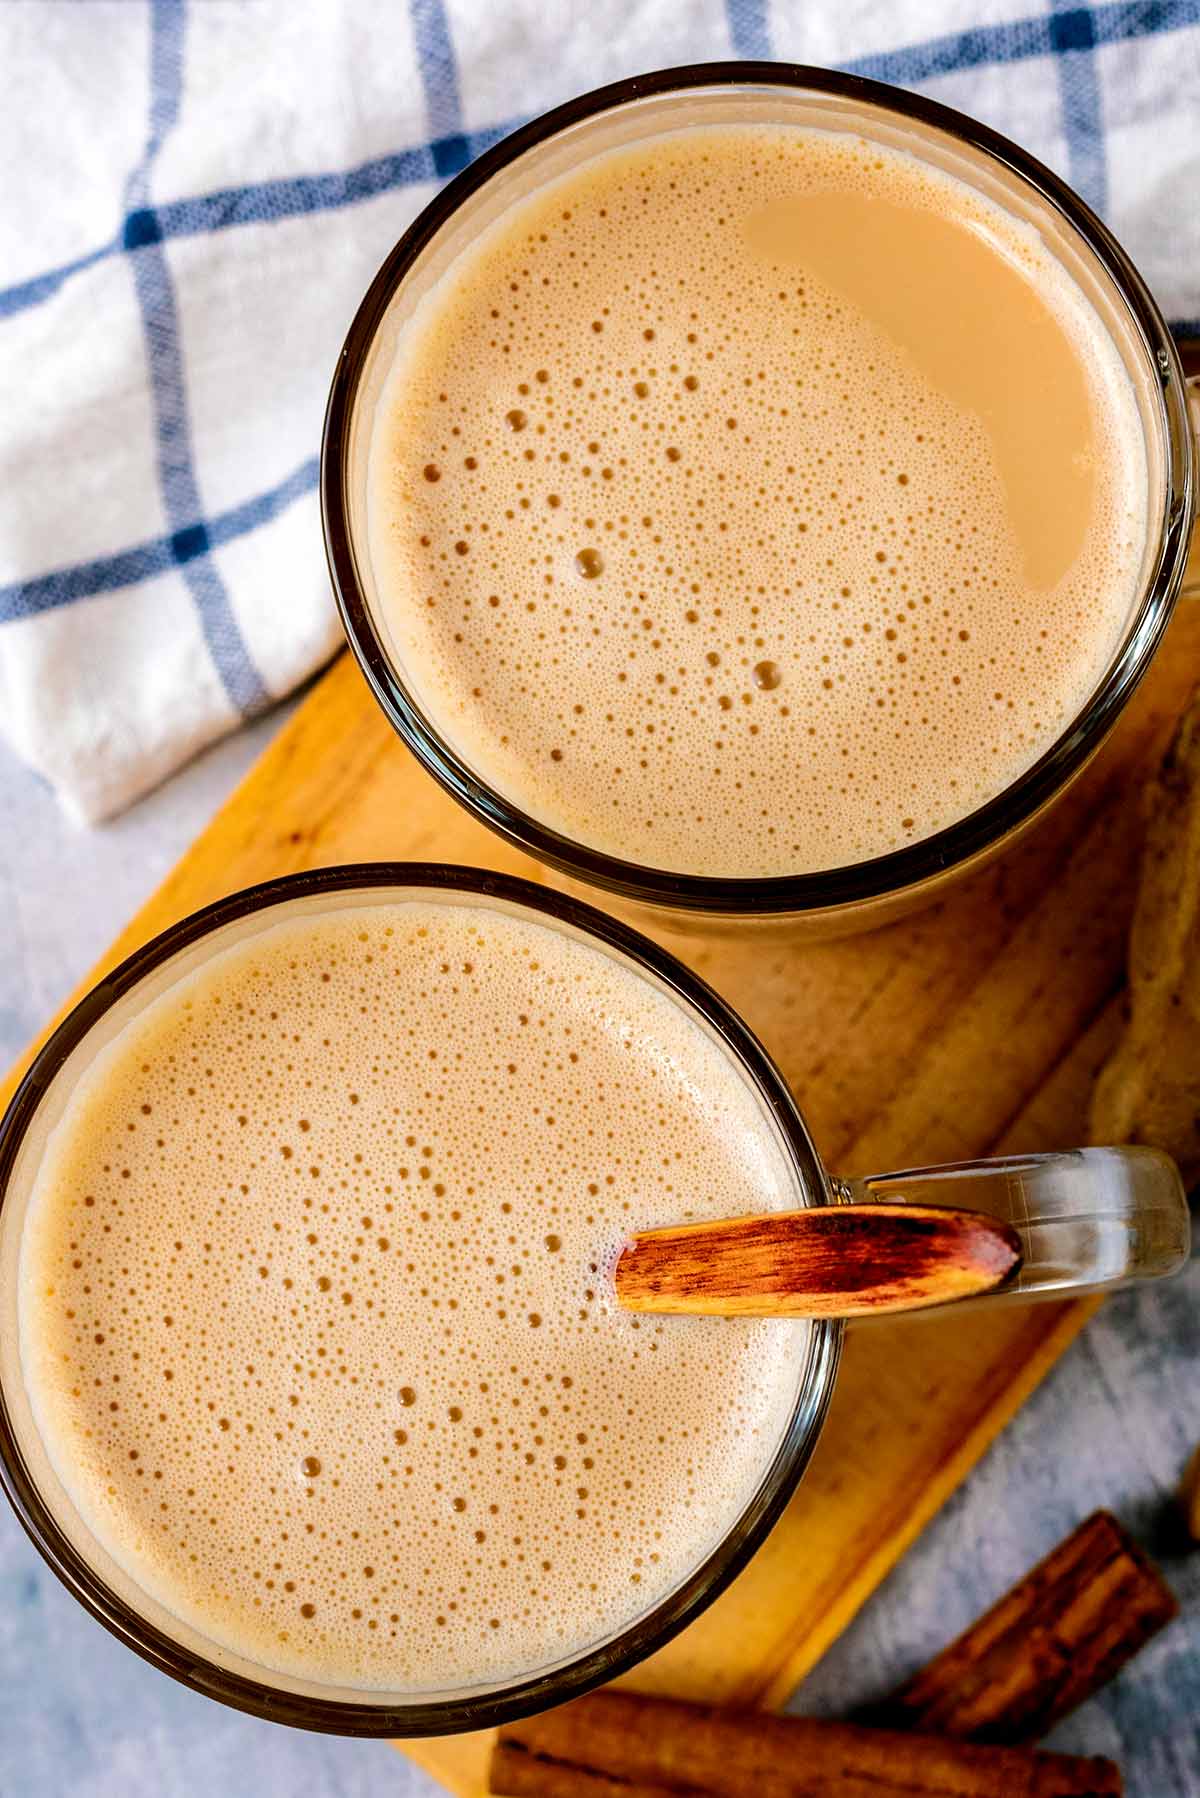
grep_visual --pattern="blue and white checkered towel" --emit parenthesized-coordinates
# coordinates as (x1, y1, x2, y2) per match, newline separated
(1, 1, 1198, 822)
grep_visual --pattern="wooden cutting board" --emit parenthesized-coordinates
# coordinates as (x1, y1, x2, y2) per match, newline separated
(4, 585, 1198, 1797)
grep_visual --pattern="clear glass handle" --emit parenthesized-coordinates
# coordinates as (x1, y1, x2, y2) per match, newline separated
(838, 1147, 1190, 1305)
(1185, 373, 1200, 600)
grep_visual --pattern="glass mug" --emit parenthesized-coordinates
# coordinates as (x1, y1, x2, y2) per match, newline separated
(322, 62, 1200, 937)
(0, 864, 1188, 1734)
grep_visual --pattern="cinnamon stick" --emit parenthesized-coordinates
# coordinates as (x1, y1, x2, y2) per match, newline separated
(614, 1204, 1022, 1318)
(871, 1509, 1177, 1744)
(1180, 1444, 1200, 1545)
(490, 1738, 695, 1798)
(489, 1691, 1122, 1797)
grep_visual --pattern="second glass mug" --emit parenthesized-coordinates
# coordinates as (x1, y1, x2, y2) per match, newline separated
(323, 62, 1200, 937)
(0, 865, 1189, 1734)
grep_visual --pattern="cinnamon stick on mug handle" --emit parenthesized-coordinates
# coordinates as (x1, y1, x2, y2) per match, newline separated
(616, 1147, 1190, 1319)
(614, 1203, 1022, 1318)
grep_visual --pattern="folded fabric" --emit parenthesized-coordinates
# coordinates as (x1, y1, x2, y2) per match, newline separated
(1, 0, 1197, 822)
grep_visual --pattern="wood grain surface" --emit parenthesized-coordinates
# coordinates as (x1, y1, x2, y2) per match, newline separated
(3, 593, 1198, 1798)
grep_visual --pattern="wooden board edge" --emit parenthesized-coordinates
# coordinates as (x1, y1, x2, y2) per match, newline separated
(0, 656, 360, 1113)
(391, 1297, 1101, 1798)
(751, 1295, 1100, 1709)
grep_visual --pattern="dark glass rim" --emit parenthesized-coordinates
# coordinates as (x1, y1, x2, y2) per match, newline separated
(0, 862, 841, 1736)
(322, 61, 1194, 917)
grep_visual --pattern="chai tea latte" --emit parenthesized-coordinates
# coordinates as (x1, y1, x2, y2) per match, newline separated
(18, 897, 807, 1690)
(367, 124, 1147, 876)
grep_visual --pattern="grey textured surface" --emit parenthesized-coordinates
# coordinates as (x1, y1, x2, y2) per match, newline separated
(0, 729, 1196, 1798)
(792, 1273, 1200, 1792)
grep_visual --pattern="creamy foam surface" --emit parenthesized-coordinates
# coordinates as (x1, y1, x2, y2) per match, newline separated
(19, 900, 806, 1691)
(368, 124, 1148, 876)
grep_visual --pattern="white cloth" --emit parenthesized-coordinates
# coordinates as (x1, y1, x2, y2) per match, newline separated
(1, 0, 1197, 822)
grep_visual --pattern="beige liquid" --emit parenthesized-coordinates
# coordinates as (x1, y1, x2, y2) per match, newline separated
(368, 124, 1147, 876)
(18, 899, 806, 1691)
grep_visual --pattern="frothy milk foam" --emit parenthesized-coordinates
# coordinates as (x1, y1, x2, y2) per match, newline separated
(19, 899, 807, 1690)
(368, 124, 1147, 876)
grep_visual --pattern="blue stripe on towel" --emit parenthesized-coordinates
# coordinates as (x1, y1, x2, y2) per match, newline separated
(410, 0, 472, 175)
(0, 459, 319, 626)
(124, 0, 269, 713)
(727, 0, 772, 59)
(1050, 0, 1109, 212)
